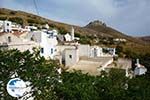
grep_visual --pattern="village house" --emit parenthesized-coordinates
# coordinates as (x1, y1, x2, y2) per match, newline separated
(0, 20, 122, 75)
(3, 20, 12, 33)
(24, 30, 58, 59)
(0, 32, 38, 52)
(0, 20, 4, 32)
(113, 38, 127, 43)
(64, 33, 72, 41)
(134, 59, 147, 75)
(62, 48, 79, 67)
(90, 46, 103, 57)
(64, 27, 75, 42)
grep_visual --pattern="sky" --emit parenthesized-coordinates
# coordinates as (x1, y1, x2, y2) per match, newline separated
(1, 0, 150, 36)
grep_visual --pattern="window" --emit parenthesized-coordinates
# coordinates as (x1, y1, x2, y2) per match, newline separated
(41, 48, 44, 53)
(30, 35, 34, 41)
(7, 23, 9, 26)
(8, 36, 11, 42)
(51, 48, 53, 54)
(69, 55, 72, 59)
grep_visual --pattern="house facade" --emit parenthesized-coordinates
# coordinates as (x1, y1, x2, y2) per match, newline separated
(134, 59, 147, 75)
(0, 33, 38, 51)
(25, 30, 58, 59)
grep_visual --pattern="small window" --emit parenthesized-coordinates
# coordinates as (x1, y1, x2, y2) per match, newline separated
(8, 36, 11, 42)
(51, 48, 53, 54)
(7, 23, 9, 26)
(69, 55, 72, 59)
(41, 48, 44, 53)
(31, 35, 34, 41)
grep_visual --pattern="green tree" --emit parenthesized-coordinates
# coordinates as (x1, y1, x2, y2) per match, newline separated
(0, 49, 60, 100)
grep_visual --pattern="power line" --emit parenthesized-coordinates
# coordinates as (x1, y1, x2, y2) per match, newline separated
(33, 0, 39, 15)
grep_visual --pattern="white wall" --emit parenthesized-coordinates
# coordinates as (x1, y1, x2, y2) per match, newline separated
(39, 31, 58, 59)
(64, 48, 79, 67)
(78, 44, 91, 57)
(90, 46, 103, 57)
(3, 21, 12, 32)
(134, 67, 147, 75)
(0, 33, 38, 52)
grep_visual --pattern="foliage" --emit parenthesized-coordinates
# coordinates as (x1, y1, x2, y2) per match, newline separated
(74, 32, 81, 37)
(9, 11, 17, 15)
(27, 18, 46, 25)
(0, 50, 150, 100)
(116, 45, 124, 57)
(79, 35, 92, 45)
(0, 16, 7, 20)
(57, 27, 68, 35)
(55, 71, 99, 100)
(8, 17, 23, 25)
(0, 49, 60, 100)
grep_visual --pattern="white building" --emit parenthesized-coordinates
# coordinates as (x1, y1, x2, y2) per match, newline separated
(78, 44, 91, 57)
(44, 24, 49, 29)
(3, 20, 12, 32)
(134, 59, 147, 75)
(0, 32, 38, 52)
(114, 38, 127, 42)
(25, 26, 37, 31)
(47, 29, 58, 37)
(25, 30, 58, 59)
(64, 27, 75, 42)
(62, 48, 79, 67)
(64, 33, 72, 41)
(0, 20, 3, 32)
(90, 46, 103, 57)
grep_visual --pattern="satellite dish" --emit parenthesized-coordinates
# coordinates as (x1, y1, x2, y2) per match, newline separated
(7, 78, 26, 98)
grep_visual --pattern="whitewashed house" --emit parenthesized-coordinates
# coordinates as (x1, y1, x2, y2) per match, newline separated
(3, 20, 12, 32)
(44, 24, 49, 29)
(0, 20, 3, 32)
(64, 33, 72, 41)
(90, 46, 103, 57)
(25, 26, 37, 31)
(62, 48, 79, 67)
(0, 32, 38, 52)
(78, 44, 91, 57)
(134, 59, 147, 75)
(25, 30, 58, 59)
(64, 27, 75, 42)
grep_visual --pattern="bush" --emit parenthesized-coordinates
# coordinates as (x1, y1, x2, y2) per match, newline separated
(9, 11, 17, 15)
(58, 27, 68, 35)
(0, 16, 7, 20)
(27, 18, 46, 25)
(8, 17, 23, 25)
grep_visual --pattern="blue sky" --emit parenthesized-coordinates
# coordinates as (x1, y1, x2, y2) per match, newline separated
(1, 0, 150, 36)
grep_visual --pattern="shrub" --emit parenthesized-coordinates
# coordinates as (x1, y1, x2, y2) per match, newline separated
(8, 17, 23, 25)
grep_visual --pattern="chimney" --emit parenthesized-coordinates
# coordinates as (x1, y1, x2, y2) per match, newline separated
(136, 59, 140, 67)
(136, 59, 139, 65)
